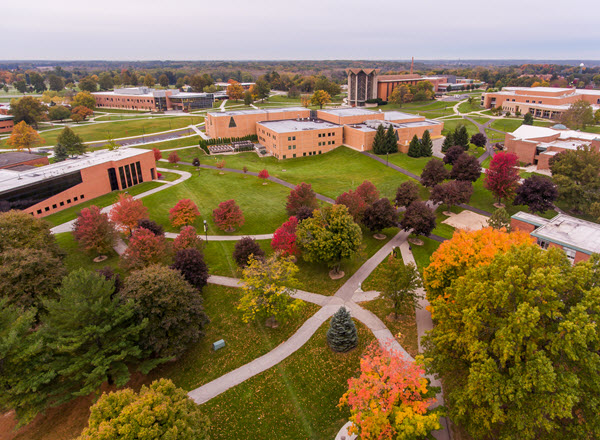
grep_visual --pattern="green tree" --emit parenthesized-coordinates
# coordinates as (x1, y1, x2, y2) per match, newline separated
(454, 124, 470, 150)
(244, 90, 253, 105)
(158, 74, 169, 87)
(441, 130, 454, 152)
(326, 307, 358, 352)
(56, 126, 85, 157)
(54, 143, 68, 162)
(487, 207, 511, 230)
(0, 210, 61, 256)
(252, 78, 271, 101)
(71, 91, 96, 110)
(10, 96, 47, 128)
(407, 134, 422, 157)
(296, 204, 362, 275)
(78, 379, 210, 440)
(48, 74, 64, 92)
(29, 72, 46, 93)
(48, 105, 71, 121)
(310, 89, 331, 109)
(98, 73, 114, 91)
(143, 73, 155, 87)
(379, 256, 422, 318)
(424, 245, 600, 440)
(421, 130, 433, 157)
(78, 76, 97, 93)
(372, 124, 387, 154)
(561, 100, 595, 129)
(523, 111, 534, 125)
(384, 124, 398, 153)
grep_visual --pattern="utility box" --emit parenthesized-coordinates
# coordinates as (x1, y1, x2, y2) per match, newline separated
(212, 339, 226, 351)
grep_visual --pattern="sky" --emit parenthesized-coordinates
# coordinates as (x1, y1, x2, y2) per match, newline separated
(3, 0, 600, 60)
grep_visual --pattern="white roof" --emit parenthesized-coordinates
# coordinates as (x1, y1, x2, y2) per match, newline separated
(532, 214, 600, 254)
(319, 108, 378, 117)
(503, 87, 574, 93)
(383, 111, 421, 121)
(257, 119, 341, 133)
(511, 125, 600, 142)
(208, 107, 307, 117)
(0, 148, 151, 193)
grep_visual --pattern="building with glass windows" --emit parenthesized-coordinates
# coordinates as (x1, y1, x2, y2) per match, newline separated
(93, 87, 214, 111)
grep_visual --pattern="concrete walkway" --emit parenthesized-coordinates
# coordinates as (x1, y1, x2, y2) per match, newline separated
(165, 232, 274, 241)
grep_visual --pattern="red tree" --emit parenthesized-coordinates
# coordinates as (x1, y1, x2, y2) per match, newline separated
(355, 180, 379, 205)
(121, 227, 168, 270)
(168, 151, 180, 164)
(484, 152, 520, 204)
(152, 148, 162, 161)
(172, 226, 204, 254)
(271, 216, 299, 256)
(213, 199, 245, 232)
(72, 205, 117, 255)
(335, 190, 368, 222)
(286, 182, 319, 216)
(109, 193, 148, 236)
(169, 199, 200, 228)
(258, 169, 269, 181)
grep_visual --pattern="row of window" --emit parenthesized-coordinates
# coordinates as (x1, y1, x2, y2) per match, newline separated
(281, 150, 323, 159)
(288, 145, 296, 150)
(317, 132, 336, 138)
(318, 140, 335, 146)
(118, 162, 144, 189)
(287, 136, 297, 141)
(34, 194, 85, 215)
(537, 238, 577, 261)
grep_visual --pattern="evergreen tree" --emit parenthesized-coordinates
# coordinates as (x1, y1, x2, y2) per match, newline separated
(487, 207, 511, 230)
(421, 130, 433, 157)
(407, 135, 422, 157)
(372, 124, 386, 154)
(326, 307, 358, 352)
(385, 124, 398, 154)
(523, 112, 534, 125)
(56, 127, 85, 157)
(441, 131, 454, 153)
(53, 143, 68, 162)
(454, 125, 470, 151)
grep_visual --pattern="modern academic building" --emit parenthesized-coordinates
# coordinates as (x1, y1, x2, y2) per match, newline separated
(205, 107, 443, 159)
(93, 87, 214, 112)
(0, 148, 156, 217)
(505, 124, 600, 169)
(0, 115, 14, 133)
(511, 212, 600, 263)
(481, 87, 600, 120)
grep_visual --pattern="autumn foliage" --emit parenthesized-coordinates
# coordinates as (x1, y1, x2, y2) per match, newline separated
(169, 199, 200, 228)
(72, 206, 117, 255)
(120, 227, 168, 270)
(213, 199, 245, 232)
(168, 151, 180, 164)
(286, 182, 318, 216)
(335, 190, 368, 222)
(172, 226, 204, 254)
(109, 193, 148, 236)
(258, 169, 269, 180)
(271, 216, 299, 256)
(484, 151, 520, 203)
(355, 180, 379, 205)
(6, 121, 44, 152)
(152, 148, 162, 161)
(339, 342, 440, 439)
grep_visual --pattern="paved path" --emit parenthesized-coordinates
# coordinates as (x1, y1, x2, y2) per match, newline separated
(360, 151, 420, 180)
(190, 124, 209, 140)
(218, 99, 228, 112)
(165, 232, 274, 241)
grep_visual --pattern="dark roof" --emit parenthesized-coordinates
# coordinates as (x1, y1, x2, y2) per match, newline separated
(0, 152, 45, 168)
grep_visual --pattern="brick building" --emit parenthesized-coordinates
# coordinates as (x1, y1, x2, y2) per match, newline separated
(0, 148, 156, 217)
(0, 152, 49, 170)
(505, 124, 600, 169)
(0, 115, 14, 133)
(511, 212, 600, 263)
(93, 87, 214, 112)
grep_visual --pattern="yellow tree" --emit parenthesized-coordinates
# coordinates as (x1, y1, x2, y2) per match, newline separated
(310, 90, 331, 109)
(227, 81, 244, 101)
(6, 121, 44, 152)
(301, 95, 311, 108)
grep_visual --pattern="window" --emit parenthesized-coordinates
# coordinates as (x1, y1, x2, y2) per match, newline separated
(73, 197, 78, 201)
(293, 154, 296, 158)
(288, 136, 291, 141)
(288, 145, 292, 150)
(45, 207, 49, 211)
(292, 136, 296, 140)
(37, 209, 42, 214)
(60, 201, 64, 206)
(563, 247, 576, 261)
(52, 204, 57, 209)
(537, 238, 549, 249)
(293, 145, 296, 149)
(283, 155, 286, 159)
(80, 194, 85, 199)
(303, 152, 306, 156)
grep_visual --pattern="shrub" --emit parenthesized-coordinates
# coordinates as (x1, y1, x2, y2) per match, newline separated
(73, 205, 117, 255)
(192, 157, 200, 166)
(152, 148, 162, 161)
(233, 237, 265, 268)
(326, 307, 358, 353)
(258, 169, 269, 180)
(168, 152, 180, 164)
(171, 249, 209, 291)
(172, 226, 204, 253)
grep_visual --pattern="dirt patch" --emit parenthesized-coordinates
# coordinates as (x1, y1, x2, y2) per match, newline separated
(442, 210, 489, 232)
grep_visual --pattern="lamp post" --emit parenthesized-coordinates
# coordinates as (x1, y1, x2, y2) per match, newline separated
(203, 220, 208, 242)
(386, 151, 389, 167)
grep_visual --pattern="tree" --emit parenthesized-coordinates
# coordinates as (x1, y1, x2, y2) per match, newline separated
(514, 174, 558, 213)
(137, 218, 164, 237)
(213, 199, 245, 232)
(407, 134, 422, 158)
(71, 91, 96, 110)
(443, 145, 465, 165)
(227, 81, 244, 100)
(78, 379, 210, 440)
(389, 84, 411, 105)
(13, 79, 27, 93)
(550, 146, 600, 214)
(326, 307, 358, 352)
(71, 105, 94, 122)
(56, 126, 85, 156)
(335, 190, 368, 222)
(420, 130, 433, 157)
(296, 204, 362, 274)
(394, 181, 420, 207)
(484, 151, 520, 204)
(356, 180, 379, 205)
(454, 124, 470, 150)
(258, 169, 269, 181)
(424, 245, 600, 440)
(171, 248, 209, 291)
(48, 105, 70, 121)
(286, 182, 318, 216)
(42, 269, 148, 401)
(423, 227, 533, 301)
(0, 248, 65, 311)
(152, 147, 162, 161)
(54, 143, 68, 162)
(172, 226, 204, 254)
(450, 153, 481, 182)
(379, 256, 422, 318)
(372, 124, 387, 155)
(487, 207, 511, 230)
(78, 77, 97, 93)
(430, 180, 473, 212)
(110, 193, 148, 236)
(400, 201, 436, 238)
(169, 199, 200, 228)
(238, 254, 302, 325)
(339, 342, 440, 440)
(121, 227, 168, 270)
(243, 91, 253, 105)
(296, 205, 314, 222)
(385, 124, 398, 154)
(121, 265, 208, 359)
(441, 131, 454, 153)
(6, 121, 44, 152)
(158, 74, 169, 88)
(233, 236, 265, 268)
(29, 72, 46, 93)
(523, 111, 534, 125)
(0, 210, 61, 256)
(362, 198, 398, 233)
(310, 89, 331, 109)
(470, 132, 487, 148)
(420, 159, 450, 188)
(143, 73, 155, 87)
(561, 100, 595, 129)
(168, 151, 180, 163)
(251, 78, 270, 101)
(271, 216, 299, 256)
(73, 206, 117, 255)
(98, 73, 114, 91)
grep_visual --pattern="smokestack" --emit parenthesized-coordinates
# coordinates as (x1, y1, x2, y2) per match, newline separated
(410, 57, 414, 75)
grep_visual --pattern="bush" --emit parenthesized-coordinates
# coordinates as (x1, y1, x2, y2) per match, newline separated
(169, 199, 201, 228)
(168, 151, 180, 164)
(171, 249, 209, 291)
(394, 181, 420, 207)
(73, 206, 117, 255)
(233, 236, 265, 268)
(192, 157, 200, 166)
(326, 307, 358, 352)
(137, 218, 164, 237)
(172, 226, 204, 254)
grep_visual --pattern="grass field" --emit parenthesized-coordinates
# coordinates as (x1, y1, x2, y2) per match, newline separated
(457, 100, 482, 114)
(411, 238, 442, 272)
(54, 233, 121, 274)
(490, 118, 523, 133)
(386, 153, 441, 176)
(133, 135, 201, 151)
(441, 119, 479, 137)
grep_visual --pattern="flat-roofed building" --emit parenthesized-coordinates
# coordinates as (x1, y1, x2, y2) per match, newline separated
(93, 87, 214, 112)
(316, 108, 384, 125)
(256, 119, 343, 159)
(0, 148, 156, 217)
(505, 124, 600, 169)
(0, 152, 49, 170)
(0, 115, 14, 133)
(511, 211, 600, 263)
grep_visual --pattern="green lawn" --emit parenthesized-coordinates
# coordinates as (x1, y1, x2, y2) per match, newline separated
(490, 118, 523, 133)
(158, 171, 180, 182)
(134, 135, 201, 151)
(431, 208, 458, 240)
(441, 119, 479, 137)
(469, 116, 491, 125)
(386, 153, 441, 175)
(166, 146, 205, 163)
(457, 100, 482, 114)
(54, 232, 121, 274)
(411, 237, 442, 272)
(200, 320, 372, 440)
(43, 181, 165, 227)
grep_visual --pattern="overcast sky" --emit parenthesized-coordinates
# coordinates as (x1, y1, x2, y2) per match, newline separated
(3, 0, 600, 60)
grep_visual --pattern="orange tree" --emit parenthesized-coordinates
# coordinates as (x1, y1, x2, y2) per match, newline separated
(109, 193, 148, 236)
(6, 121, 44, 152)
(169, 199, 200, 228)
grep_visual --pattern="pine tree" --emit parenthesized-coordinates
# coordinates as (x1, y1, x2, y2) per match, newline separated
(54, 143, 68, 162)
(523, 112, 534, 125)
(407, 135, 422, 157)
(372, 124, 386, 154)
(441, 131, 454, 153)
(385, 125, 398, 154)
(326, 307, 358, 352)
(421, 130, 433, 157)
(454, 125, 470, 151)
(56, 127, 85, 157)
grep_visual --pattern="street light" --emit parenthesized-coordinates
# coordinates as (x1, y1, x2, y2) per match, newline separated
(203, 220, 208, 242)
